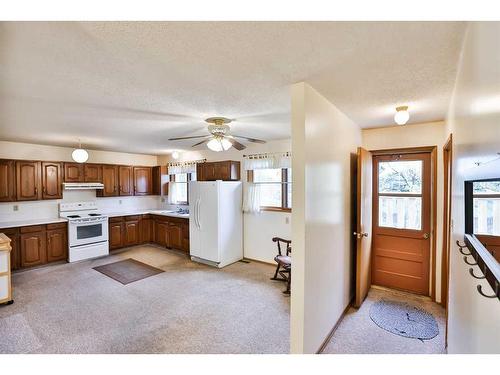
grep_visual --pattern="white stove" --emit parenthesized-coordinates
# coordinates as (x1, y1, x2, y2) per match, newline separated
(59, 202, 109, 262)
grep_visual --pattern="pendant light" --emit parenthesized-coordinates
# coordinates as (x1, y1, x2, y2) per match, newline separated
(71, 140, 89, 163)
(394, 106, 410, 125)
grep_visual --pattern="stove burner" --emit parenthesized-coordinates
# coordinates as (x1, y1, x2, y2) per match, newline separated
(88, 213, 101, 216)
(67, 215, 81, 218)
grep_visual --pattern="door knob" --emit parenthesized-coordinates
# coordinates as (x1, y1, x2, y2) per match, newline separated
(423, 233, 430, 239)
(353, 232, 368, 239)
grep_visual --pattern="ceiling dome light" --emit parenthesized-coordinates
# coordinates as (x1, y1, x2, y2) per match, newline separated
(71, 141, 89, 163)
(172, 151, 179, 159)
(394, 106, 410, 125)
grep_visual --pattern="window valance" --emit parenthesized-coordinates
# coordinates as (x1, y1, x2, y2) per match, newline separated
(167, 159, 206, 175)
(243, 152, 291, 170)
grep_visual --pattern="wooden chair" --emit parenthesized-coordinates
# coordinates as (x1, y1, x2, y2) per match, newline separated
(271, 237, 291, 294)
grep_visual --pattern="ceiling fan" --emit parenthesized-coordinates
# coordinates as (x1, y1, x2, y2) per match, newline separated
(168, 117, 266, 152)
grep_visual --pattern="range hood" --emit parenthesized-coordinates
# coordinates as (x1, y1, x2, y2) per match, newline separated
(63, 182, 104, 190)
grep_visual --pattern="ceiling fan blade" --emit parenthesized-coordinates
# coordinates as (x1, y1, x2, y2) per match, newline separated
(192, 139, 209, 147)
(168, 135, 209, 141)
(227, 138, 246, 151)
(231, 135, 266, 144)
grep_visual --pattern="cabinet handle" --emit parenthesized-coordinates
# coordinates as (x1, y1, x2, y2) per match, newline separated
(114, 186, 117, 192)
(34, 187, 38, 195)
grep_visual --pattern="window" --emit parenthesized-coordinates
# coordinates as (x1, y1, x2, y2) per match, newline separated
(473, 181, 500, 236)
(377, 160, 423, 230)
(248, 168, 292, 211)
(170, 172, 196, 204)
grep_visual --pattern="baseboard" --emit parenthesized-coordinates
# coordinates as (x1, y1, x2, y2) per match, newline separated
(316, 297, 354, 354)
(242, 257, 275, 266)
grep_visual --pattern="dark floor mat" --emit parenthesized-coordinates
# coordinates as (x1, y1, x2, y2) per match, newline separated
(93, 258, 164, 285)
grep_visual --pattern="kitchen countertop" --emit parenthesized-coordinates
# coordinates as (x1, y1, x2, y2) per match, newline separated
(0, 209, 188, 231)
(0, 217, 68, 230)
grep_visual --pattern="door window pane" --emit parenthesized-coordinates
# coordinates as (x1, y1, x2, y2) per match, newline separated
(379, 160, 422, 194)
(379, 196, 422, 230)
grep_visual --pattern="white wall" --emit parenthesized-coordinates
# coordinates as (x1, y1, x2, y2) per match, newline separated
(0, 141, 160, 223)
(291, 82, 361, 353)
(445, 22, 500, 353)
(362, 121, 447, 302)
(158, 139, 292, 264)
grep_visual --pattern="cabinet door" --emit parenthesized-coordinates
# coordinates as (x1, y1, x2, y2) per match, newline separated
(124, 221, 139, 246)
(3, 229, 20, 270)
(109, 222, 124, 250)
(0, 160, 16, 202)
(42, 162, 63, 199)
(84, 164, 102, 182)
(214, 162, 230, 180)
(119, 166, 133, 196)
(182, 222, 190, 252)
(155, 221, 169, 247)
(133, 167, 152, 196)
(100, 165, 119, 197)
(47, 229, 67, 262)
(20, 231, 47, 268)
(16, 161, 41, 201)
(169, 223, 183, 250)
(63, 163, 84, 182)
(140, 218, 153, 243)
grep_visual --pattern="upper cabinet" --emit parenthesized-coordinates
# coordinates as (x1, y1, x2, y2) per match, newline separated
(99, 164, 119, 197)
(197, 161, 240, 181)
(63, 162, 84, 182)
(16, 161, 42, 201)
(119, 166, 134, 196)
(41, 162, 63, 199)
(0, 160, 16, 202)
(133, 167, 152, 196)
(152, 166, 168, 196)
(84, 164, 102, 182)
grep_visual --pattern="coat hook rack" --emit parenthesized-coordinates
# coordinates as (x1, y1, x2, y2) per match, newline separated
(469, 267, 486, 279)
(477, 283, 498, 299)
(459, 246, 472, 256)
(456, 240, 467, 248)
(464, 256, 478, 266)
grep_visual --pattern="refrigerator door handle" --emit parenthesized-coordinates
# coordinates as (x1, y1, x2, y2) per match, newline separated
(197, 198, 202, 230)
(193, 197, 199, 229)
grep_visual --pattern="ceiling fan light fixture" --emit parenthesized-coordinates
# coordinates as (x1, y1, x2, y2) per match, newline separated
(221, 138, 232, 151)
(394, 106, 410, 125)
(207, 138, 223, 152)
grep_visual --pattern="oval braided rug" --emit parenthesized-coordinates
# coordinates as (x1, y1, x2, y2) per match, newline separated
(369, 300, 439, 340)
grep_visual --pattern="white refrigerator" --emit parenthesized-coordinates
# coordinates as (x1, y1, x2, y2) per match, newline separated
(189, 180, 243, 268)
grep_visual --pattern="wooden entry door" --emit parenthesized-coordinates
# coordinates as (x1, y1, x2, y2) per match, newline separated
(372, 152, 431, 295)
(355, 147, 373, 307)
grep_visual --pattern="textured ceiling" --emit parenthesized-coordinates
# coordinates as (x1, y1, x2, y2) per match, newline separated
(0, 22, 466, 154)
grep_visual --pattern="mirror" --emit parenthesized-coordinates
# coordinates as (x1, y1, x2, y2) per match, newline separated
(469, 179, 500, 263)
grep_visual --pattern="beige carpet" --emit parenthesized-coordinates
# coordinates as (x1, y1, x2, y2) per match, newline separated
(0, 245, 290, 354)
(322, 287, 446, 354)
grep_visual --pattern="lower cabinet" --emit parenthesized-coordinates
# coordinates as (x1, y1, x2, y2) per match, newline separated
(108, 215, 190, 253)
(20, 230, 47, 268)
(46, 228, 67, 262)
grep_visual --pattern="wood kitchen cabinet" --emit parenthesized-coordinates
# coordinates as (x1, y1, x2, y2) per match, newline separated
(196, 161, 240, 181)
(124, 219, 140, 246)
(169, 222, 183, 250)
(109, 219, 124, 250)
(84, 164, 102, 182)
(63, 162, 84, 182)
(2, 228, 20, 271)
(152, 166, 168, 196)
(140, 215, 153, 243)
(0, 160, 16, 202)
(16, 161, 42, 201)
(99, 164, 119, 197)
(41, 162, 63, 199)
(133, 167, 152, 196)
(20, 228, 47, 268)
(155, 220, 169, 247)
(46, 228, 67, 262)
(119, 166, 134, 196)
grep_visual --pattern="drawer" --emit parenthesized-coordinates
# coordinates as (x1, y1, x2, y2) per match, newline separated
(125, 215, 141, 221)
(0, 275, 8, 301)
(46, 222, 67, 230)
(1, 228, 19, 236)
(0, 252, 8, 273)
(109, 216, 124, 223)
(20, 225, 45, 233)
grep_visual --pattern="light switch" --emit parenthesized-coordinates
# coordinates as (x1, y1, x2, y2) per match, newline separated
(285, 217, 290, 224)
(13, 205, 18, 211)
